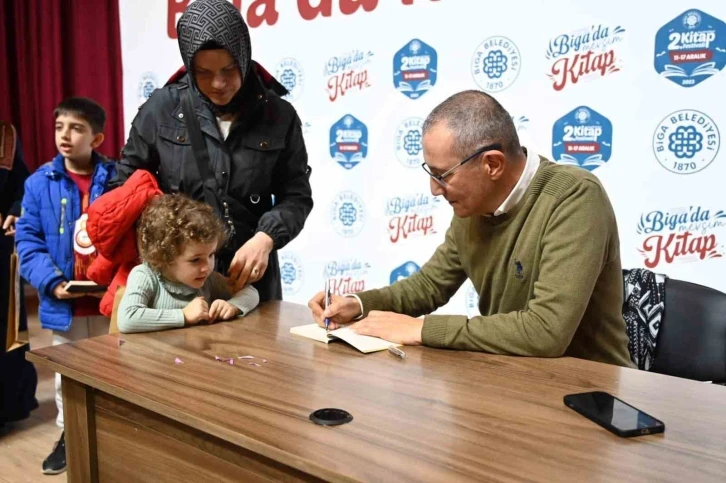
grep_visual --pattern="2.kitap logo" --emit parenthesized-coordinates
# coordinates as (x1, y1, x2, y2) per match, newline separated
(546, 23, 626, 91)
(654, 9, 726, 88)
(552, 106, 613, 171)
(636, 206, 726, 268)
(389, 261, 420, 285)
(393, 39, 438, 100)
(329, 114, 368, 170)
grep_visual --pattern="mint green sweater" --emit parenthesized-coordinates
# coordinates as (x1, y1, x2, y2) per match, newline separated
(357, 159, 633, 367)
(118, 263, 259, 333)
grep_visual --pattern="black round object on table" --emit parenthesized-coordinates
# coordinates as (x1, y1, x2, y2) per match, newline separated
(309, 408, 354, 426)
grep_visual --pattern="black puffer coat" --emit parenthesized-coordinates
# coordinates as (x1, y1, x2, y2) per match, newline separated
(111, 0, 312, 301)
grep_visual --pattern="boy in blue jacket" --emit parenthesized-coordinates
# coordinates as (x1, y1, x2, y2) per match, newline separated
(15, 97, 116, 475)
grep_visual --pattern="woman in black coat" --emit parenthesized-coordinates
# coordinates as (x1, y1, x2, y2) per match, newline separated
(111, 0, 313, 301)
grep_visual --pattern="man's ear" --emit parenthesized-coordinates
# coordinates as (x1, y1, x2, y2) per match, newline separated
(484, 151, 507, 181)
(91, 132, 105, 149)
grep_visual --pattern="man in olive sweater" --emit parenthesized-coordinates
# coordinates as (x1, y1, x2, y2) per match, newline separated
(309, 90, 633, 367)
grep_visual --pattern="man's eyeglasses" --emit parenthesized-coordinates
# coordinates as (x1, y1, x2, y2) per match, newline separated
(422, 143, 502, 188)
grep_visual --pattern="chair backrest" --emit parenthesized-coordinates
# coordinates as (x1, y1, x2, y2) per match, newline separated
(0, 121, 18, 170)
(108, 285, 126, 335)
(651, 278, 726, 382)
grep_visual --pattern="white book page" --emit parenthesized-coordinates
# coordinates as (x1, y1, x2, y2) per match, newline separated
(330, 327, 400, 353)
(289, 324, 400, 353)
(289, 324, 332, 344)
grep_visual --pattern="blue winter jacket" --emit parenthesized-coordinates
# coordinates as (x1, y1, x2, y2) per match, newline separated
(15, 153, 116, 331)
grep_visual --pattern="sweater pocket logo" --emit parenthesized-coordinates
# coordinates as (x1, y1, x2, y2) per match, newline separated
(514, 260, 525, 280)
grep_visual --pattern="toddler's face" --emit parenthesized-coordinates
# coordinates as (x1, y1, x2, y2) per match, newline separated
(163, 241, 218, 289)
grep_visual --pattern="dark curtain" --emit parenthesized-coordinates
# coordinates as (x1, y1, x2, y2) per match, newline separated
(0, 0, 124, 171)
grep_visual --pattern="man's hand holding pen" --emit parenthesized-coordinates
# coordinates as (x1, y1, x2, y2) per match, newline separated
(307, 290, 424, 345)
(308, 292, 361, 330)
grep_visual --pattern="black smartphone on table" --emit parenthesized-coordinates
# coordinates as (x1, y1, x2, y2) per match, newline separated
(564, 391, 665, 438)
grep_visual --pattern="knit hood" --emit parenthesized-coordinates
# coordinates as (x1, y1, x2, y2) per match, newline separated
(176, 0, 252, 114)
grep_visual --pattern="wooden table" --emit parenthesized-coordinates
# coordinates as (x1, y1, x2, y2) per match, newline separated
(27, 301, 726, 482)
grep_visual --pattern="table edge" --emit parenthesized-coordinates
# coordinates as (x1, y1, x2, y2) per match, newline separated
(26, 351, 357, 483)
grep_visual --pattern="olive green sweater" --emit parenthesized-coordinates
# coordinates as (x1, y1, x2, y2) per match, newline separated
(357, 159, 633, 367)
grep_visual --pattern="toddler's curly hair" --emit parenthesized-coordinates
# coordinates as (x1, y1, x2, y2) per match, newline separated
(137, 194, 228, 272)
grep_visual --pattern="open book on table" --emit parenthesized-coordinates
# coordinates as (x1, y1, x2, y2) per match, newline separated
(289, 324, 401, 354)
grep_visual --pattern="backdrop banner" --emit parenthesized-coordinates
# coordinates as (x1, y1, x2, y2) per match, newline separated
(120, 0, 726, 315)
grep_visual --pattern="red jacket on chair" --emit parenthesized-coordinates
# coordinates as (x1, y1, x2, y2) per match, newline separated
(86, 170, 162, 317)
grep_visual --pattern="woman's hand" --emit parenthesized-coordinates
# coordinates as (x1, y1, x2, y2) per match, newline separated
(228, 232, 274, 292)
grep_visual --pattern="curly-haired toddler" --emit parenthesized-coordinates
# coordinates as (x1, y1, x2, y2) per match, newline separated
(117, 194, 259, 333)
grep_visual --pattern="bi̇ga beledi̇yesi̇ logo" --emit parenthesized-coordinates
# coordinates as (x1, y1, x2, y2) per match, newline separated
(279, 252, 304, 296)
(653, 109, 720, 175)
(329, 191, 366, 238)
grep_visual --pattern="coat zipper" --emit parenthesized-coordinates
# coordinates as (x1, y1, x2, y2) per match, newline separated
(59, 198, 68, 234)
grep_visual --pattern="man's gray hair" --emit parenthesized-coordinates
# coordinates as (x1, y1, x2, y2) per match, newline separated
(422, 90, 523, 159)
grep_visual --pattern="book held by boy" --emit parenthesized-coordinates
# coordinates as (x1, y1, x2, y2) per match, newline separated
(65, 281, 106, 293)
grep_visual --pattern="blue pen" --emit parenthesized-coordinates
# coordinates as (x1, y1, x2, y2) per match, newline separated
(324, 279, 331, 333)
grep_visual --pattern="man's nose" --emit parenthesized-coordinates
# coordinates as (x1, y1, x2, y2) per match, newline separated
(430, 176, 446, 196)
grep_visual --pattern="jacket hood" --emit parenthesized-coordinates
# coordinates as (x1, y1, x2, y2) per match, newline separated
(86, 169, 162, 258)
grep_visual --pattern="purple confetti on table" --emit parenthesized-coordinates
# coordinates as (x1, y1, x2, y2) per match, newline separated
(248, 362, 261, 367)
(229, 359, 234, 365)
(174, 358, 183, 364)
(118, 339, 125, 347)
(262, 359, 268, 363)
